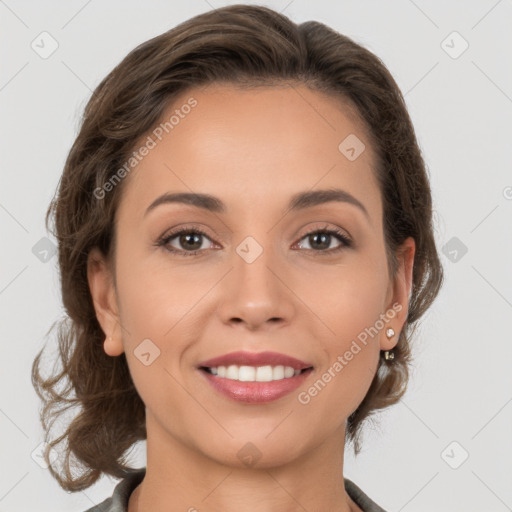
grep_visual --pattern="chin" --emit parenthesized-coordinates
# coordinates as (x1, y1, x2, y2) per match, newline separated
(199, 434, 311, 470)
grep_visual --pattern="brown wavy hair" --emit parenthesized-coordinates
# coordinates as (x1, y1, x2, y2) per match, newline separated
(31, 3, 443, 492)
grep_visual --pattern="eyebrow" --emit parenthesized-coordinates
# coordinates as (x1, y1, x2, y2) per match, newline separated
(144, 188, 369, 219)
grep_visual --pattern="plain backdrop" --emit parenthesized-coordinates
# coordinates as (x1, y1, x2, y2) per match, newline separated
(1, 1, 511, 511)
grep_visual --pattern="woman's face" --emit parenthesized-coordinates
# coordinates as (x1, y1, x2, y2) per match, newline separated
(89, 82, 414, 468)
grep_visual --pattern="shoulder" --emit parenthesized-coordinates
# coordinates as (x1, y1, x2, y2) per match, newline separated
(82, 468, 146, 512)
(344, 477, 388, 512)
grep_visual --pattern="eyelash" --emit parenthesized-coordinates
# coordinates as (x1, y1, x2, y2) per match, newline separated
(155, 225, 352, 257)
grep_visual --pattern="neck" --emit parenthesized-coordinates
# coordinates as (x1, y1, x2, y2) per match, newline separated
(128, 414, 362, 512)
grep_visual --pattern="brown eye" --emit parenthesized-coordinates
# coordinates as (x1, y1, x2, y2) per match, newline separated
(158, 228, 215, 256)
(296, 228, 352, 254)
(175, 232, 204, 251)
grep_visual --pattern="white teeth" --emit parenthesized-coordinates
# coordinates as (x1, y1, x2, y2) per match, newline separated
(273, 365, 285, 380)
(226, 365, 238, 380)
(284, 366, 295, 378)
(238, 366, 255, 381)
(208, 364, 303, 382)
(256, 365, 273, 382)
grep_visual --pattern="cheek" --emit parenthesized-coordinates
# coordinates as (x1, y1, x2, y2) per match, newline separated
(294, 250, 390, 343)
(113, 242, 222, 397)
(333, 273, 388, 344)
(297, 273, 385, 421)
(296, 252, 388, 408)
(114, 237, 207, 339)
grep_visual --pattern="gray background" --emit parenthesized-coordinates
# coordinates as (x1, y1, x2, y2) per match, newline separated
(1, 1, 511, 511)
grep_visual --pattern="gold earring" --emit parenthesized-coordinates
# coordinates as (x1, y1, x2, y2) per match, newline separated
(384, 328, 395, 360)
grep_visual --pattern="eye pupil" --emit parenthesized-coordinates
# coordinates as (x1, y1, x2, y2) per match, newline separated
(309, 233, 330, 250)
(180, 233, 202, 250)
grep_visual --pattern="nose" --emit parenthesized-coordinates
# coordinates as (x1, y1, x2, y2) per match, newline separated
(217, 241, 296, 332)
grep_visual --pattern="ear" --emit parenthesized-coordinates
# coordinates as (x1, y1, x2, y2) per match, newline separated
(87, 247, 124, 356)
(381, 237, 415, 351)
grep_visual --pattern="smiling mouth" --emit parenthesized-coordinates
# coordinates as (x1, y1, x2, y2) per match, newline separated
(200, 365, 313, 382)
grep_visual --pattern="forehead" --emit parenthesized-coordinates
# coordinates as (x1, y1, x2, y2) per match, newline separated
(117, 82, 381, 222)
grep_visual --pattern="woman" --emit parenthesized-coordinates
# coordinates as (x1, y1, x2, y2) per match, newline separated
(32, 4, 443, 512)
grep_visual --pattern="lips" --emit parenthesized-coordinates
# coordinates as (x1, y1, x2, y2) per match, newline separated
(198, 350, 313, 370)
(197, 350, 314, 403)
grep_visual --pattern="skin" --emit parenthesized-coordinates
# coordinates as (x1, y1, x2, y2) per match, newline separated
(88, 82, 415, 512)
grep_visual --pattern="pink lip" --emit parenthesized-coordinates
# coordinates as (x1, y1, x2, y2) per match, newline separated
(198, 350, 312, 370)
(197, 350, 314, 404)
(199, 367, 313, 403)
